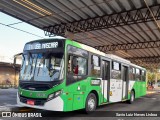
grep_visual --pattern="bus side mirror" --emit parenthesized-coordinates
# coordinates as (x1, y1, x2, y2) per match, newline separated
(13, 53, 22, 66)
(14, 57, 16, 65)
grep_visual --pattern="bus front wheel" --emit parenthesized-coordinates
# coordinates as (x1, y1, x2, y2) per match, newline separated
(85, 93, 97, 113)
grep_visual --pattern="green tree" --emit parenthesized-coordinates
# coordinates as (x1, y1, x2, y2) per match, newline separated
(147, 71, 156, 84)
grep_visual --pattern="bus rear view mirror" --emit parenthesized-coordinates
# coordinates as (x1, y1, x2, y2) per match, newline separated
(14, 53, 22, 66)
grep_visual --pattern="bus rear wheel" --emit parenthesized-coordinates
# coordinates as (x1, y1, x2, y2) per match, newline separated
(85, 93, 97, 113)
(129, 90, 135, 104)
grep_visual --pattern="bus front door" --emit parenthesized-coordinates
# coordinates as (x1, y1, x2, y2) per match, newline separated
(101, 59, 110, 103)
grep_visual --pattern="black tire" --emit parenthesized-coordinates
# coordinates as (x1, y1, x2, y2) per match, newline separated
(85, 93, 97, 113)
(129, 90, 135, 104)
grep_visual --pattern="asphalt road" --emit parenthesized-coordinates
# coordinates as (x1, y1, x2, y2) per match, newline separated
(0, 88, 160, 120)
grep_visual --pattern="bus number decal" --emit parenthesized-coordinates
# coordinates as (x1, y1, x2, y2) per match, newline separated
(91, 79, 101, 85)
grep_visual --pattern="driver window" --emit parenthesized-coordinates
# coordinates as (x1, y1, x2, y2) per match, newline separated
(72, 56, 78, 75)
(68, 55, 87, 75)
(67, 55, 87, 85)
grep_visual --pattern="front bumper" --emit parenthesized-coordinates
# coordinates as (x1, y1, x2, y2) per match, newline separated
(17, 93, 64, 111)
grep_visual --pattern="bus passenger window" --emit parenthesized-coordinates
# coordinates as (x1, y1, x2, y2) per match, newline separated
(139, 70, 142, 81)
(135, 68, 141, 81)
(141, 70, 146, 81)
(112, 61, 120, 70)
(111, 61, 121, 79)
(91, 55, 100, 77)
(129, 67, 135, 80)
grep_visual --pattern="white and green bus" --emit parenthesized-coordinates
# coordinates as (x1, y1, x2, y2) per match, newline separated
(17, 39, 146, 112)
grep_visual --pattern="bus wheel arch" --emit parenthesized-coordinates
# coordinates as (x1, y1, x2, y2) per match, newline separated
(90, 90, 99, 106)
(85, 90, 98, 113)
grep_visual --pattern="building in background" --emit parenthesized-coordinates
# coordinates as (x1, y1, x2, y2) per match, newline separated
(0, 55, 21, 88)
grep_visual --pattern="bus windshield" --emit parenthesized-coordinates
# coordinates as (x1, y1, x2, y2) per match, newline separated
(20, 52, 64, 81)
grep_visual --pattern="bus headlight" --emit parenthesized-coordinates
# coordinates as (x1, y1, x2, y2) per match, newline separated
(47, 90, 63, 101)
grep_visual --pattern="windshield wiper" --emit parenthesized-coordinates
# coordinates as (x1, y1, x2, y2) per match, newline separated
(30, 58, 34, 74)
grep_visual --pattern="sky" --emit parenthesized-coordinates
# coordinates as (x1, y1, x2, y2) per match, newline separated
(0, 12, 63, 57)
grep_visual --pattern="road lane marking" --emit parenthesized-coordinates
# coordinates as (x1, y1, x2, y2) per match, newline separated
(0, 106, 11, 111)
(0, 104, 25, 112)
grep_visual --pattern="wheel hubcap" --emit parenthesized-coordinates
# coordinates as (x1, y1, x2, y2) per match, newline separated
(88, 97, 95, 111)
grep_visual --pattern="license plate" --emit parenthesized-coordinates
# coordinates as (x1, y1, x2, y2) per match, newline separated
(27, 100, 35, 105)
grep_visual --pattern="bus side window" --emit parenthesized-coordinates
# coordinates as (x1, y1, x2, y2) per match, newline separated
(139, 70, 142, 81)
(67, 54, 87, 85)
(71, 56, 87, 76)
(72, 56, 78, 75)
(67, 55, 78, 75)
(111, 61, 121, 79)
(68, 55, 72, 73)
(129, 67, 135, 80)
(91, 55, 100, 77)
(144, 71, 146, 81)
(67, 55, 76, 85)
(141, 70, 146, 81)
(135, 68, 140, 81)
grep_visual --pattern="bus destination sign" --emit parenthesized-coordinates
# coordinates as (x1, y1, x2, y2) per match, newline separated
(24, 41, 63, 51)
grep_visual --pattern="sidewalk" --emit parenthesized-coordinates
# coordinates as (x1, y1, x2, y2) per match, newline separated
(147, 87, 160, 94)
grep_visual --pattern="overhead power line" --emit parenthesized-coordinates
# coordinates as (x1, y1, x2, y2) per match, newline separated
(0, 22, 44, 38)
